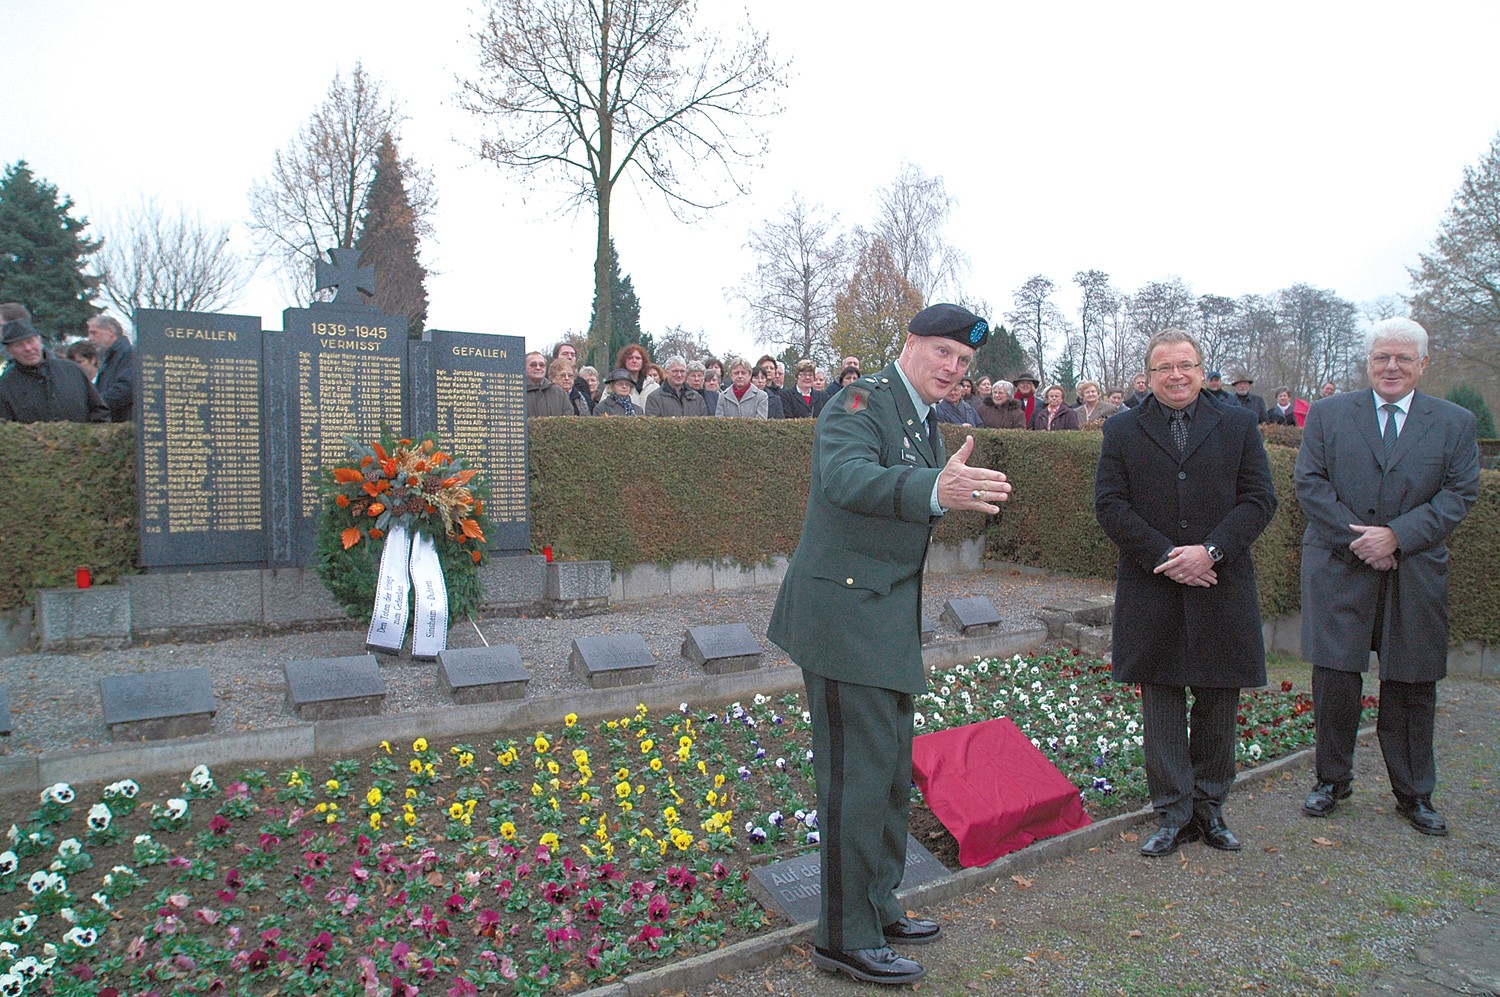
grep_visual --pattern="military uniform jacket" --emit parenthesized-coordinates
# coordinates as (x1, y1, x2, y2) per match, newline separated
(1095, 394, 1276, 688)
(768, 363, 945, 695)
(1294, 389, 1479, 681)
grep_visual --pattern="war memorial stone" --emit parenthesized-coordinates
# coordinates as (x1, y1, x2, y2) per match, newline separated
(570, 634, 656, 689)
(436, 645, 530, 704)
(942, 595, 1003, 635)
(749, 835, 947, 924)
(681, 623, 762, 674)
(135, 249, 531, 572)
(284, 654, 386, 720)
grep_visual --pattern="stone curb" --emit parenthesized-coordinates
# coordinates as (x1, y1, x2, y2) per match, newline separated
(572, 725, 1374, 997)
(0, 628, 1050, 796)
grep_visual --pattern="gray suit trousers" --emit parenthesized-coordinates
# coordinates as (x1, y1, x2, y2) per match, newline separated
(1140, 683, 1242, 826)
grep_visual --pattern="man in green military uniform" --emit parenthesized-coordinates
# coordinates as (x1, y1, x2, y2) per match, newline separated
(769, 303, 1013, 985)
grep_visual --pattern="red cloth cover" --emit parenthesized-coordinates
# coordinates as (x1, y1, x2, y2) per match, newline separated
(911, 717, 1092, 868)
(1294, 397, 1310, 427)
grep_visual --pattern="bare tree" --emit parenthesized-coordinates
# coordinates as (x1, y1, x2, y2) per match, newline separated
(97, 197, 250, 317)
(1005, 274, 1067, 378)
(1124, 277, 1196, 341)
(732, 194, 848, 362)
(1073, 269, 1117, 383)
(248, 64, 434, 303)
(831, 236, 922, 369)
(461, 0, 789, 365)
(1194, 294, 1238, 371)
(653, 324, 713, 363)
(873, 162, 967, 302)
(1276, 283, 1358, 397)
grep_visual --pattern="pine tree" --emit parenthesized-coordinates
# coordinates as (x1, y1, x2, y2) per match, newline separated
(969, 325, 1029, 383)
(1446, 384, 1496, 438)
(588, 239, 642, 368)
(355, 134, 430, 337)
(0, 161, 100, 342)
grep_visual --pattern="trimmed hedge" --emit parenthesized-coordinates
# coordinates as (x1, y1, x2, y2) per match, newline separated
(2, 418, 1496, 646)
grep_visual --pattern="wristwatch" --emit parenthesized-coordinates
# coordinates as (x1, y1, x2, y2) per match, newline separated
(1204, 542, 1224, 563)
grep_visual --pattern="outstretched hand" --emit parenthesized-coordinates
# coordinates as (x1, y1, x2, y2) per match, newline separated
(936, 435, 1012, 514)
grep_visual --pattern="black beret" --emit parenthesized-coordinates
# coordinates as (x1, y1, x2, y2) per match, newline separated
(1, 319, 41, 346)
(908, 303, 989, 349)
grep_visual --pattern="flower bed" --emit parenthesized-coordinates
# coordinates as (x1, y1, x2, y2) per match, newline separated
(0, 651, 1368, 995)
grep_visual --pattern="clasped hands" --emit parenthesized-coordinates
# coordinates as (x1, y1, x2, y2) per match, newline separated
(1154, 546, 1217, 587)
(937, 436, 1012, 514)
(1349, 523, 1398, 571)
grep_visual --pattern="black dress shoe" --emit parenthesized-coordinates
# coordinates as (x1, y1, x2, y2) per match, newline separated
(1395, 796, 1449, 837)
(1139, 822, 1202, 857)
(883, 915, 943, 944)
(1193, 813, 1243, 851)
(812, 946, 926, 984)
(1302, 781, 1353, 817)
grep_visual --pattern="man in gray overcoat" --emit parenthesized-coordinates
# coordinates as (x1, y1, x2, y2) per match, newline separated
(1095, 328, 1277, 857)
(1295, 317, 1480, 835)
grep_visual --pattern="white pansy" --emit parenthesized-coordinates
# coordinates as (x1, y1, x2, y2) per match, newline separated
(0, 942, 13, 958)
(0, 851, 16, 875)
(10, 913, 36, 935)
(0, 973, 20, 997)
(189, 764, 213, 788)
(42, 783, 75, 805)
(1248, 743, 1263, 760)
(87, 804, 111, 830)
(165, 798, 188, 819)
(26, 871, 49, 894)
(56, 838, 81, 857)
(63, 926, 98, 948)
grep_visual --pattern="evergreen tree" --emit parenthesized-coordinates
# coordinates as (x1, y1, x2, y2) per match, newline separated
(355, 133, 430, 337)
(0, 161, 100, 341)
(969, 324, 1029, 383)
(1446, 384, 1496, 438)
(588, 239, 642, 368)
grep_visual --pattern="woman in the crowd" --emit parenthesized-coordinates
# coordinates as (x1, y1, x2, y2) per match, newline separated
(613, 344, 657, 408)
(976, 375, 992, 399)
(812, 369, 828, 392)
(750, 365, 785, 418)
(715, 359, 769, 418)
(838, 366, 861, 388)
(1072, 380, 1117, 423)
(594, 368, 642, 416)
(978, 379, 1027, 429)
(550, 358, 590, 415)
(579, 365, 600, 403)
(1265, 386, 1297, 425)
(935, 379, 981, 426)
(1031, 383, 1081, 430)
(959, 376, 976, 399)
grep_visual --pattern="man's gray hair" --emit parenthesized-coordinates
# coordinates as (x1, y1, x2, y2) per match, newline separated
(686, 359, 705, 373)
(1143, 328, 1202, 370)
(90, 314, 124, 337)
(664, 355, 688, 370)
(1366, 317, 1429, 359)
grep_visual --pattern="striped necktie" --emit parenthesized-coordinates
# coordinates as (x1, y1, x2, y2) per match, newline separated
(1381, 403, 1399, 460)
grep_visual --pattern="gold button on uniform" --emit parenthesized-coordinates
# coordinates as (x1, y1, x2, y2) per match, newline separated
(846, 577, 854, 586)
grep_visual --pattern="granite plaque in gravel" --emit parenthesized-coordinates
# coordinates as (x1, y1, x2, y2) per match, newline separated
(100, 668, 216, 741)
(0, 684, 10, 746)
(437, 645, 530, 705)
(749, 835, 946, 924)
(941, 596, 1003, 635)
(570, 634, 655, 689)
(284, 655, 386, 720)
(921, 610, 936, 644)
(681, 624, 762, 675)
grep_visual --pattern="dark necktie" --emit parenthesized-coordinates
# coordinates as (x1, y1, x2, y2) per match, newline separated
(926, 409, 940, 463)
(1381, 402, 1399, 460)
(1168, 408, 1188, 453)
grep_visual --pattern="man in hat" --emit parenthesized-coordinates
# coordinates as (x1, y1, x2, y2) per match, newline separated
(1229, 371, 1268, 422)
(0, 317, 109, 424)
(1011, 371, 1040, 426)
(87, 314, 136, 423)
(769, 303, 1013, 985)
(1203, 370, 1231, 402)
(593, 368, 641, 416)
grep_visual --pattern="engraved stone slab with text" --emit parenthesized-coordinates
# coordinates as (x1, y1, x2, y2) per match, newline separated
(749, 835, 947, 924)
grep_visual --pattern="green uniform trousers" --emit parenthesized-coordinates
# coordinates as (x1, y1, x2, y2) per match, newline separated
(804, 669, 915, 951)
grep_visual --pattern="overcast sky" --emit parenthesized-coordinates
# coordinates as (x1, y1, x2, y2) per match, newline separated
(4, 1, 1498, 361)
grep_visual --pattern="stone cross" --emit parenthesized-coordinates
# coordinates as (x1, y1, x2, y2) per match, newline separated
(314, 248, 375, 304)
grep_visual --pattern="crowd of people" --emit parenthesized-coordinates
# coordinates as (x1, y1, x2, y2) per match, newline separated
(523, 340, 1342, 431)
(0, 303, 134, 424)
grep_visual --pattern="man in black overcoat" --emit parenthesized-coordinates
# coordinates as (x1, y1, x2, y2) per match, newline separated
(1096, 329, 1277, 857)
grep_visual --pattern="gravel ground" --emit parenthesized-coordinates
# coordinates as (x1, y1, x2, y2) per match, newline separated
(0, 565, 1112, 757)
(695, 675, 1500, 997)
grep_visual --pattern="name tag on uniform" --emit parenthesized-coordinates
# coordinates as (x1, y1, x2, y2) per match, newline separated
(900, 441, 919, 464)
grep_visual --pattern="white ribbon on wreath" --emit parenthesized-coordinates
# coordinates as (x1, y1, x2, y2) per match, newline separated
(366, 522, 449, 658)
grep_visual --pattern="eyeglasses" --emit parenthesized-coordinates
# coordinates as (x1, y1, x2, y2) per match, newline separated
(1369, 353, 1419, 368)
(1148, 361, 1200, 375)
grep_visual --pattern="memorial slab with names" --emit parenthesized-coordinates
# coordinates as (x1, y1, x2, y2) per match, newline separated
(437, 645, 530, 705)
(941, 595, 1003, 635)
(284, 654, 387, 721)
(100, 668, 216, 741)
(748, 835, 948, 924)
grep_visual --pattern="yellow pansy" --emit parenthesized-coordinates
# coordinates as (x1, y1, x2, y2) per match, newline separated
(564, 713, 578, 727)
(412, 737, 428, 753)
(499, 821, 517, 840)
(366, 787, 383, 807)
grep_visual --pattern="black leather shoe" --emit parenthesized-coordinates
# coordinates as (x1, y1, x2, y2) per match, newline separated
(1395, 796, 1449, 837)
(1193, 813, 1243, 851)
(812, 946, 926, 984)
(1139, 822, 1202, 857)
(1302, 781, 1352, 817)
(883, 915, 943, 944)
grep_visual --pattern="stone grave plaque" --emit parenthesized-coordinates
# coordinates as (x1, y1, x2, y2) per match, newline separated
(410, 330, 530, 554)
(284, 654, 387, 720)
(570, 634, 655, 689)
(272, 293, 407, 566)
(0, 684, 10, 742)
(100, 668, 216, 741)
(942, 596, 1003, 635)
(749, 835, 947, 924)
(134, 308, 265, 568)
(921, 611, 937, 644)
(437, 645, 530, 705)
(682, 624, 762, 674)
